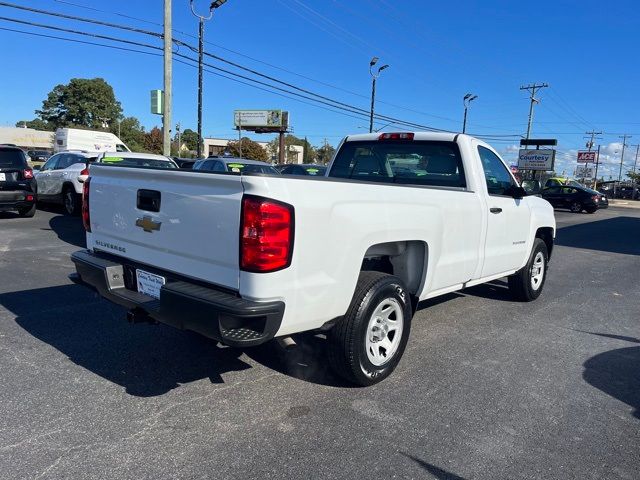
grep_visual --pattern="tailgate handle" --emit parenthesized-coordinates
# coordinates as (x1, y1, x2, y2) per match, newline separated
(137, 189, 161, 212)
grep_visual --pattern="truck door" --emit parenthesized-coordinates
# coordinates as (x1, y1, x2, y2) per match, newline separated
(477, 145, 531, 277)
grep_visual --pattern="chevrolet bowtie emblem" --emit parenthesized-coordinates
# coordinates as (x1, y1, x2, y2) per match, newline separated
(135, 216, 161, 233)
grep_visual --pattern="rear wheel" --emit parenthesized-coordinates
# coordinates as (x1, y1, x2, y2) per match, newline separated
(327, 271, 412, 386)
(570, 201, 582, 213)
(585, 207, 597, 214)
(508, 238, 548, 302)
(17, 203, 36, 217)
(63, 186, 80, 215)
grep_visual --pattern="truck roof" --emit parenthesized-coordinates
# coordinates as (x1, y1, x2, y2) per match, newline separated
(344, 131, 460, 142)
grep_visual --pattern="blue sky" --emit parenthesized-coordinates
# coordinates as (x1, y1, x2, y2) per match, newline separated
(0, 0, 638, 178)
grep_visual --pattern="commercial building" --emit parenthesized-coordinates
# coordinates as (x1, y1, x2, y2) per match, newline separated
(0, 127, 54, 151)
(202, 137, 303, 164)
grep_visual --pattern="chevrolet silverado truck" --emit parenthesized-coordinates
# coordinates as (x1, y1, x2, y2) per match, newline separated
(70, 132, 555, 386)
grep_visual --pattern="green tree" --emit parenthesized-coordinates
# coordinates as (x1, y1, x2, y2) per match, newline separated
(181, 128, 200, 151)
(315, 140, 336, 164)
(111, 116, 145, 152)
(626, 171, 639, 186)
(144, 126, 163, 154)
(226, 138, 269, 162)
(267, 134, 311, 163)
(15, 119, 54, 131)
(36, 78, 122, 129)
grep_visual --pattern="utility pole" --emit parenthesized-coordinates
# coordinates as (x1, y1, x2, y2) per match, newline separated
(163, 0, 172, 156)
(582, 130, 602, 186)
(190, 0, 227, 158)
(520, 83, 549, 140)
(618, 134, 631, 182)
(593, 145, 601, 190)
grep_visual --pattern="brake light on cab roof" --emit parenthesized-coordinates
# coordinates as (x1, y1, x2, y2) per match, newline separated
(378, 132, 414, 140)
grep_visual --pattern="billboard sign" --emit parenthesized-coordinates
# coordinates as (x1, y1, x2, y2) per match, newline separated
(518, 149, 555, 171)
(234, 110, 284, 128)
(577, 150, 597, 163)
(575, 165, 594, 178)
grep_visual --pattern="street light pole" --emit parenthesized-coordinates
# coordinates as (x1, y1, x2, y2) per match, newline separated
(190, 0, 227, 158)
(369, 57, 389, 133)
(462, 93, 477, 134)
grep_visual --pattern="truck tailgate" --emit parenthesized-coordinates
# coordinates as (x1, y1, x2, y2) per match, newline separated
(87, 165, 243, 290)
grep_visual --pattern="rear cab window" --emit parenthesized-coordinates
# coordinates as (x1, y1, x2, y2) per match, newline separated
(0, 149, 28, 169)
(329, 140, 466, 188)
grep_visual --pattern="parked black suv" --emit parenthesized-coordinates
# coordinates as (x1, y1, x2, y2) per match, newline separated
(0, 146, 37, 217)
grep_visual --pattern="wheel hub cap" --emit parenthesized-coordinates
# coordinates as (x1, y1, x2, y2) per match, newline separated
(365, 298, 404, 366)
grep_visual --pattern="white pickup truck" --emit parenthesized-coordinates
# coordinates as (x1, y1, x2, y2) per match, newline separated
(71, 132, 555, 385)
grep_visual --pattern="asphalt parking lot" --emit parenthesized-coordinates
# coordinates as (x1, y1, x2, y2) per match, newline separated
(1, 205, 639, 480)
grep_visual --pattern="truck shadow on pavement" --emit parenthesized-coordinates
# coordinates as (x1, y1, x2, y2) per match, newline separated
(3, 284, 255, 397)
(40, 210, 86, 248)
(580, 331, 640, 419)
(555, 216, 640, 256)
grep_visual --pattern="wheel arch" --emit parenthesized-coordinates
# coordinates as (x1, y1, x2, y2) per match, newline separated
(535, 226, 554, 260)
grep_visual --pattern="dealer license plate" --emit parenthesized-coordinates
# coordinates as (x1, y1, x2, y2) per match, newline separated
(0, 173, 6, 181)
(136, 269, 165, 299)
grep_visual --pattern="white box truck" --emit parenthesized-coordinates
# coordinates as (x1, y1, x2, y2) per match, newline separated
(54, 128, 130, 153)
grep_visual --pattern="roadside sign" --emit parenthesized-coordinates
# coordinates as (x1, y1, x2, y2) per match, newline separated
(234, 110, 284, 128)
(518, 149, 555, 171)
(150, 90, 163, 115)
(575, 165, 594, 178)
(577, 151, 597, 163)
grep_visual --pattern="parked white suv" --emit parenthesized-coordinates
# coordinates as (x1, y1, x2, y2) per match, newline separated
(36, 151, 97, 215)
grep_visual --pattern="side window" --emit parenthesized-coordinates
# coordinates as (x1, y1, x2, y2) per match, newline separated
(192, 160, 203, 170)
(41, 155, 59, 171)
(478, 146, 516, 196)
(116, 144, 128, 152)
(55, 154, 72, 169)
(280, 165, 293, 174)
(212, 161, 225, 172)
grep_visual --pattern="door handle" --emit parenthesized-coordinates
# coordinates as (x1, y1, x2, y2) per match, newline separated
(490, 207, 503, 214)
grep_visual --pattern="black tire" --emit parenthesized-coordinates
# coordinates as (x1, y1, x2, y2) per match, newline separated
(585, 207, 597, 214)
(18, 203, 36, 218)
(570, 201, 582, 213)
(63, 186, 80, 215)
(327, 271, 412, 386)
(508, 238, 549, 302)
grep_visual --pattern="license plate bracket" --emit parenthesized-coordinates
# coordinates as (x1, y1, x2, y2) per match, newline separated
(136, 269, 166, 299)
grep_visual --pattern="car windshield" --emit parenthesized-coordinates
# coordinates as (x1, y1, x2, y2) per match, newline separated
(0, 150, 26, 168)
(100, 156, 177, 169)
(226, 162, 279, 174)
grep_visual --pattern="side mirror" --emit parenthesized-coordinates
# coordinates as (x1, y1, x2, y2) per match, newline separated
(511, 185, 527, 199)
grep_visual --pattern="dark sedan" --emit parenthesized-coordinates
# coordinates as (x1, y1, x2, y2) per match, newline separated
(541, 185, 603, 213)
(0, 146, 37, 217)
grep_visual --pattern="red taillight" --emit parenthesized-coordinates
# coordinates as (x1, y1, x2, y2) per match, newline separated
(23, 168, 34, 179)
(240, 195, 294, 273)
(592, 195, 599, 201)
(82, 177, 91, 232)
(80, 167, 89, 176)
(378, 132, 414, 141)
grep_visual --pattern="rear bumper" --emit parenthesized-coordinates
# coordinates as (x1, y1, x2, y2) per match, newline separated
(0, 190, 36, 210)
(70, 250, 284, 347)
